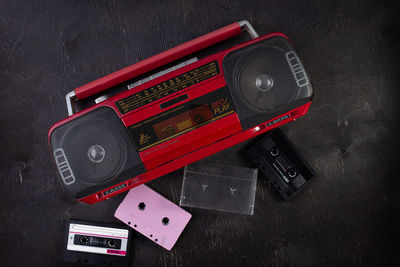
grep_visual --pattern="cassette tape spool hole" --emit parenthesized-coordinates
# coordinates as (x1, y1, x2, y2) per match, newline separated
(194, 114, 204, 124)
(270, 147, 280, 157)
(287, 168, 297, 178)
(162, 217, 169, 226)
(79, 236, 89, 245)
(107, 240, 117, 248)
(138, 202, 146, 210)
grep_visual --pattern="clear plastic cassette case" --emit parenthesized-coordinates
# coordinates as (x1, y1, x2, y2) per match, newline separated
(180, 161, 257, 215)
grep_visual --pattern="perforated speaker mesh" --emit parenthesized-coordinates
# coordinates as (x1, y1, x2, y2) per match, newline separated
(50, 107, 145, 198)
(234, 47, 297, 111)
(223, 36, 313, 130)
(63, 120, 126, 184)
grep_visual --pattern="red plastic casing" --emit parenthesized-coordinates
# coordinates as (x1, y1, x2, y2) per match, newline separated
(74, 22, 242, 100)
(48, 26, 312, 204)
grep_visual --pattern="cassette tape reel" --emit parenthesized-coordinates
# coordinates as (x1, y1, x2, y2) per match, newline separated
(114, 185, 191, 251)
(247, 128, 315, 200)
(63, 220, 132, 266)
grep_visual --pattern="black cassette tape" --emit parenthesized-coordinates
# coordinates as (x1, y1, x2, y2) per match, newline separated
(63, 220, 132, 266)
(247, 128, 315, 200)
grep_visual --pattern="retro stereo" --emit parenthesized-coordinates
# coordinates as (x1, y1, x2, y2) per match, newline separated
(48, 21, 313, 204)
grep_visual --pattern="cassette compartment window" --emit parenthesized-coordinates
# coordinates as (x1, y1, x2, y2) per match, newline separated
(153, 105, 213, 140)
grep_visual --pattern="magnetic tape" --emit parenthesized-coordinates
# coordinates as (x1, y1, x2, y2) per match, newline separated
(48, 21, 313, 204)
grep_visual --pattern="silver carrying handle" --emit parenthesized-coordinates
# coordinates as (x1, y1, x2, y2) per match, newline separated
(65, 20, 259, 116)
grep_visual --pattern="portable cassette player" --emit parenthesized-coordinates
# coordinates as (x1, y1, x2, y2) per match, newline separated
(48, 21, 313, 204)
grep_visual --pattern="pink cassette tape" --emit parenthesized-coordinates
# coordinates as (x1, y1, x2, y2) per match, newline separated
(114, 185, 191, 250)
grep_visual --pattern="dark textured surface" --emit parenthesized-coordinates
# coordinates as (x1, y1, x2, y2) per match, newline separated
(1, 1, 399, 266)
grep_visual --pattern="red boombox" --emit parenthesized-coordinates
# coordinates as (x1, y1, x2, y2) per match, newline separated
(48, 21, 313, 204)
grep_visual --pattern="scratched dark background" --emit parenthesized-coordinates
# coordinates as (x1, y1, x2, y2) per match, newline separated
(1, 0, 399, 266)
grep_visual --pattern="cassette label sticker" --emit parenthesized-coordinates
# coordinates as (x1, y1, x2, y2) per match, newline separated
(129, 87, 235, 151)
(67, 223, 129, 256)
(115, 60, 220, 114)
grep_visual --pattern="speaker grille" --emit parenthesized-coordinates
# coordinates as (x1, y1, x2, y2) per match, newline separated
(234, 47, 298, 112)
(223, 36, 313, 130)
(63, 120, 126, 184)
(50, 107, 145, 198)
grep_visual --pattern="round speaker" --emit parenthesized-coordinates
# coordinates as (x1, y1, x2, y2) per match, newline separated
(232, 46, 298, 112)
(61, 118, 127, 184)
